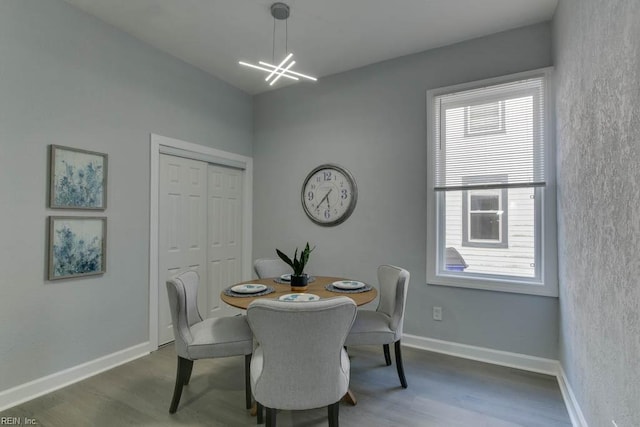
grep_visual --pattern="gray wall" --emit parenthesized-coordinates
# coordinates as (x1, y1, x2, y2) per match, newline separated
(554, 0, 640, 425)
(253, 23, 559, 358)
(0, 0, 251, 391)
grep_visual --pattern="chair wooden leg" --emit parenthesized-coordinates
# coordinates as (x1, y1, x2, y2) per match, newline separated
(328, 401, 340, 427)
(256, 402, 264, 424)
(383, 344, 392, 366)
(183, 358, 194, 385)
(169, 357, 193, 413)
(394, 340, 408, 388)
(245, 354, 252, 409)
(265, 407, 277, 427)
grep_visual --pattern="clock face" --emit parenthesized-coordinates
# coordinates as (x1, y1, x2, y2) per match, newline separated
(302, 164, 357, 226)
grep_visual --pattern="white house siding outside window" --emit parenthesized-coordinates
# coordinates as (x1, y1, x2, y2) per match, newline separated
(426, 68, 558, 296)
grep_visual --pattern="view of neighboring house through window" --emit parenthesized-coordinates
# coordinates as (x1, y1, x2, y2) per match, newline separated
(463, 185, 508, 248)
(468, 191, 502, 241)
(464, 101, 505, 136)
(427, 68, 557, 296)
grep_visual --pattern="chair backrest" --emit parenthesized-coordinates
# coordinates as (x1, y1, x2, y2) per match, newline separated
(253, 258, 291, 278)
(247, 297, 357, 410)
(166, 270, 204, 358)
(376, 265, 410, 338)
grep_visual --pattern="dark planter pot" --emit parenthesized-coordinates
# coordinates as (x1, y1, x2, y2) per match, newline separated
(290, 274, 309, 291)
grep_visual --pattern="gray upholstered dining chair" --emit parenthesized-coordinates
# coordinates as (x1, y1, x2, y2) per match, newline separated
(247, 297, 357, 427)
(165, 270, 254, 413)
(344, 264, 410, 388)
(253, 258, 291, 279)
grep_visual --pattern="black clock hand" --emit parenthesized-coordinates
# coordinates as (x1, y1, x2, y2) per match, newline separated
(315, 192, 326, 211)
(315, 188, 332, 211)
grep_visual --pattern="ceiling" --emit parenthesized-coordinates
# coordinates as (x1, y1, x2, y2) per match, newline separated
(63, 0, 558, 95)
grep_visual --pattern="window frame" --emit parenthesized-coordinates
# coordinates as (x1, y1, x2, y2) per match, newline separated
(426, 67, 558, 297)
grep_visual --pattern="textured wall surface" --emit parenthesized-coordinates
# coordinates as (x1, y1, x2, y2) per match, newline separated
(0, 0, 251, 391)
(254, 24, 560, 358)
(553, 0, 640, 425)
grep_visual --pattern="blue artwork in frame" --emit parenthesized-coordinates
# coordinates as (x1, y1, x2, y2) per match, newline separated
(48, 216, 107, 280)
(49, 145, 108, 209)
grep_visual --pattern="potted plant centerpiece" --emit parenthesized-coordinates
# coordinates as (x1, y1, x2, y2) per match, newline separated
(276, 243, 315, 292)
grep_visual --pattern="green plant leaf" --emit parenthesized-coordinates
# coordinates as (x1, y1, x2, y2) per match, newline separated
(276, 248, 294, 268)
(293, 248, 302, 275)
(276, 244, 314, 276)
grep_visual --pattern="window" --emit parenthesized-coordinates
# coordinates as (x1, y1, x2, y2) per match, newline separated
(463, 189, 508, 248)
(464, 101, 505, 136)
(461, 174, 508, 248)
(426, 68, 557, 296)
(468, 192, 501, 240)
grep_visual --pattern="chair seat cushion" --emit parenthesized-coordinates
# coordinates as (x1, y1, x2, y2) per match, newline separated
(344, 310, 396, 346)
(187, 315, 253, 360)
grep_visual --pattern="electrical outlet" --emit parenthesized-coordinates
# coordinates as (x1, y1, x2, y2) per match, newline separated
(433, 306, 442, 321)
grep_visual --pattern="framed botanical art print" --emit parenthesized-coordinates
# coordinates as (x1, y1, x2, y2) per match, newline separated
(49, 145, 108, 209)
(48, 216, 107, 280)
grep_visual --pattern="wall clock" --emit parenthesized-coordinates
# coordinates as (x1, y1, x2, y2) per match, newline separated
(301, 164, 357, 226)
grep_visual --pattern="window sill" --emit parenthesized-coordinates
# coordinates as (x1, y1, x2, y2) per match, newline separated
(427, 274, 558, 297)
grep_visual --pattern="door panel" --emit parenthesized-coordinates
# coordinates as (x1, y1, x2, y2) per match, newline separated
(206, 164, 243, 318)
(158, 154, 207, 345)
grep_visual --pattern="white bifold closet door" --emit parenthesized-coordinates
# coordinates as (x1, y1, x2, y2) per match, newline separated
(158, 154, 243, 345)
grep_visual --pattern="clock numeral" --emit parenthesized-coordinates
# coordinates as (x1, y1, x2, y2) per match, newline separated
(341, 189, 348, 199)
(324, 209, 331, 219)
(323, 171, 332, 181)
(307, 191, 314, 201)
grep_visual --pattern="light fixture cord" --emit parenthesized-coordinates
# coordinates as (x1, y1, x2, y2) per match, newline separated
(272, 16, 276, 63)
(270, 5, 290, 61)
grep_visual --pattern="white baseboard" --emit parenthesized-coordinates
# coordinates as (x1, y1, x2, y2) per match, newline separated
(403, 334, 560, 375)
(557, 365, 589, 427)
(0, 342, 151, 412)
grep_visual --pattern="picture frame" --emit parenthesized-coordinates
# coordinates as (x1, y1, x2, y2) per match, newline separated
(48, 216, 107, 280)
(49, 145, 108, 210)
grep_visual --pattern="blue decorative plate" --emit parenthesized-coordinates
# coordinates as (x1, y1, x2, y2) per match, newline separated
(278, 293, 320, 302)
(231, 284, 267, 294)
(332, 280, 366, 290)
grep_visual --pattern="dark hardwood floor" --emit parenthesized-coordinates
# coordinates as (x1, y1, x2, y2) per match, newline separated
(4, 344, 571, 426)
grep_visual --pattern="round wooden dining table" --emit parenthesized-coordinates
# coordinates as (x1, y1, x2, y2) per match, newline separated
(221, 275, 377, 407)
(221, 275, 377, 310)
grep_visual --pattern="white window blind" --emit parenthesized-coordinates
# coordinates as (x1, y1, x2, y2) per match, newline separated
(433, 76, 546, 191)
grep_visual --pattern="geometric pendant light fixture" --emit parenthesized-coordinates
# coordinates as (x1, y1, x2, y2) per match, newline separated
(239, 2, 317, 87)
